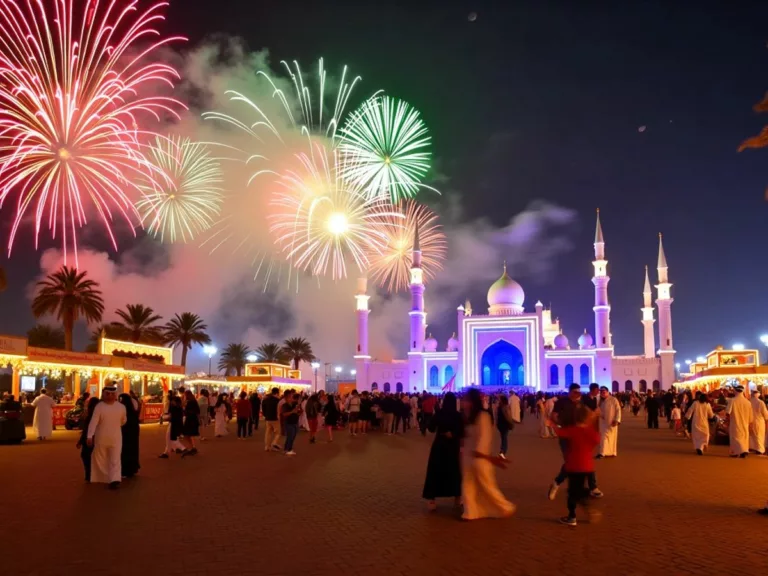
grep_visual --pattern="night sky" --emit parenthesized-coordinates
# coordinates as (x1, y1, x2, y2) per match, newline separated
(2, 0, 768, 365)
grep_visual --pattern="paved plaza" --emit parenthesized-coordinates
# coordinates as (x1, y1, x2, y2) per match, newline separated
(2, 413, 766, 576)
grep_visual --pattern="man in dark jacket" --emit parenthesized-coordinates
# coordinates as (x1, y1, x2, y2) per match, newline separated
(645, 391, 660, 429)
(261, 388, 281, 451)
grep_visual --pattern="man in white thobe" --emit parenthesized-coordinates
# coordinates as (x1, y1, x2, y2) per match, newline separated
(597, 386, 622, 457)
(726, 386, 754, 458)
(31, 389, 56, 440)
(509, 392, 521, 424)
(87, 386, 127, 488)
(749, 390, 768, 455)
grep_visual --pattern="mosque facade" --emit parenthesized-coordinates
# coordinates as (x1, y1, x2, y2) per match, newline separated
(353, 212, 676, 394)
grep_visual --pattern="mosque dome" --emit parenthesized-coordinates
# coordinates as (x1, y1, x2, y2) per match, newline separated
(447, 332, 459, 352)
(487, 263, 525, 316)
(424, 333, 438, 352)
(578, 329, 593, 349)
(554, 331, 569, 350)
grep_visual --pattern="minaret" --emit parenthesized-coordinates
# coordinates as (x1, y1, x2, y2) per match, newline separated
(655, 234, 676, 387)
(641, 266, 655, 359)
(409, 224, 426, 353)
(591, 210, 611, 349)
(354, 277, 370, 391)
(408, 224, 427, 390)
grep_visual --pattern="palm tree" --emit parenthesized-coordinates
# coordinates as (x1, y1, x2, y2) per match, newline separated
(163, 313, 211, 368)
(112, 304, 163, 343)
(84, 324, 121, 353)
(255, 342, 289, 364)
(217, 342, 251, 376)
(27, 324, 66, 349)
(32, 266, 104, 351)
(281, 337, 316, 370)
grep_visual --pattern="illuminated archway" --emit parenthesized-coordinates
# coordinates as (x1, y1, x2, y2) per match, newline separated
(481, 340, 524, 386)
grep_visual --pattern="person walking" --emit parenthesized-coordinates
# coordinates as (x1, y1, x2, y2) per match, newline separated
(181, 390, 201, 456)
(596, 387, 621, 458)
(359, 391, 372, 435)
(159, 396, 185, 458)
(420, 393, 436, 435)
(235, 391, 252, 439)
(197, 389, 210, 434)
(32, 388, 55, 440)
(249, 392, 261, 436)
(118, 393, 140, 478)
(551, 405, 601, 527)
(685, 393, 714, 455)
(460, 388, 515, 521)
(495, 395, 514, 460)
(262, 388, 281, 451)
(76, 397, 100, 482)
(749, 390, 768, 455)
(214, 393, 229, 438)
(727, 385, 754, 458)
(87, 385, 127, 489)
(422, 392, 463, 511)
(282, 392, 301, 456)
(346, 389, 361, 436)
(322, 393, 340, 442)
(645, 391, 660, 429)
(305, 393, 320, 444)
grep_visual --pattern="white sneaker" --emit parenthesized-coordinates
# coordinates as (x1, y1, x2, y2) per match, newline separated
(548, 482, 559, 501)
(285, 450, 297, 456)
(499, 453, 507, 460)
(590, 488, 604, 498)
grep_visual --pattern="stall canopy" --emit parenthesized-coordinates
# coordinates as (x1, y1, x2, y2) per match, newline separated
(676, 346, 768, 392)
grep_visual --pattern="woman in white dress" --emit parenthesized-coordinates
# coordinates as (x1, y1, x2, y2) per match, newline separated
(214, 393, 229, 437)
(461, 388, 516, 521)
(685, 393, 714, 455)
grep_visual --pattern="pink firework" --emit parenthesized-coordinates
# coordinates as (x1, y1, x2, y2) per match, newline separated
(368, 200, 446, 293)
(0, 0, 185, 265)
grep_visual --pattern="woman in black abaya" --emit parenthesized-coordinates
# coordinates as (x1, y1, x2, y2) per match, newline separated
(118, 393, 140, 478)
(422, 392, 464, 511)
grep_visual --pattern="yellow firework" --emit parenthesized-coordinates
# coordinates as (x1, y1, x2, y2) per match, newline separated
(136, 136, 224, 243)
(269, 142, 400, 280)
(368, 200, 446, 293)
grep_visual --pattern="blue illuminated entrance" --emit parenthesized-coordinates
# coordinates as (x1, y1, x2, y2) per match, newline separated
(481, 340, 524, 386)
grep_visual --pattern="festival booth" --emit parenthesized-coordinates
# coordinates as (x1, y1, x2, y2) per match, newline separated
(676, 346, 768, 393)
(0, 334, 184, 425)
(184, 361, 311, 395)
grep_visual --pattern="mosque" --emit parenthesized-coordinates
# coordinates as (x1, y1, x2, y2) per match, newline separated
(353, 211, 677, 394)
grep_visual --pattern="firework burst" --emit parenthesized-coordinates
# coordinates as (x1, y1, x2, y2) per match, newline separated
(269, 142, 400, 281)
(367, 200, 446, 292)
(339, 95, 432, 201)
(136, 136, 224, 243)
(0, 0, 184, 265)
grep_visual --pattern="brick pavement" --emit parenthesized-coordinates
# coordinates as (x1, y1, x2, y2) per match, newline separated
(1, 411, 766, 576)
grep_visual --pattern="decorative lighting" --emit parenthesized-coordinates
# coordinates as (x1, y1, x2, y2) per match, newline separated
(732, 343, 745, 351)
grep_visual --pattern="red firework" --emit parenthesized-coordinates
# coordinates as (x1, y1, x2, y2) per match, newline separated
(0, 0, 185, 265)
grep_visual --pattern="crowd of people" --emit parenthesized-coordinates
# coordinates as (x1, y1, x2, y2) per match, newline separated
(4, 379, 768, 517)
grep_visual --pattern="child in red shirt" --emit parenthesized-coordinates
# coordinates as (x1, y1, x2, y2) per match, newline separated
(552, 404, 600, 526)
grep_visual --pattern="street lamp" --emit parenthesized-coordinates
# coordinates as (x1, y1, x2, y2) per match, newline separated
(760, 335, 768, 363)
(203, 345, 217, 377)
(684, 359, 691, 366)
(696, 356, 706, 363)
(311, 361, 320, 393)
(351, 369, 357, 376)
(675, 362, 680, 376)
(334, 366, 343, 375)
(247, 354, 258, 363)
(732, 343, 745, 351)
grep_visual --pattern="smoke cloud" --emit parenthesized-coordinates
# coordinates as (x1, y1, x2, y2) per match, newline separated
(31, 40, 578, 371)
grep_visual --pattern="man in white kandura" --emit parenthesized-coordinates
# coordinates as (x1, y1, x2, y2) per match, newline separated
(87, 385, 127, 489)
(726, 385, 754, 458)
(31, 388, 56, 440)
(596, 386, 621, 458)
(749, 390, 768, 455)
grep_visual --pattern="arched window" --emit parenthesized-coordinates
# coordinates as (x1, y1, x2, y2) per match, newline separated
(429, 365, 439, 388)
(384, 382, 390, 392)
(625, 380, 634, 391)
(652, 380, 660, 391)
(579, 364, 590, 386)
(612, 380, 619, 393)
(482, 365, 491, 385)
(371, 382, 378, 391)
(550, 364, 559, 386)
(444, 365, 454, 386)
(396, 382, 403, 393)
(639, 379, 647, 392)
(565, 364, 574, 385)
